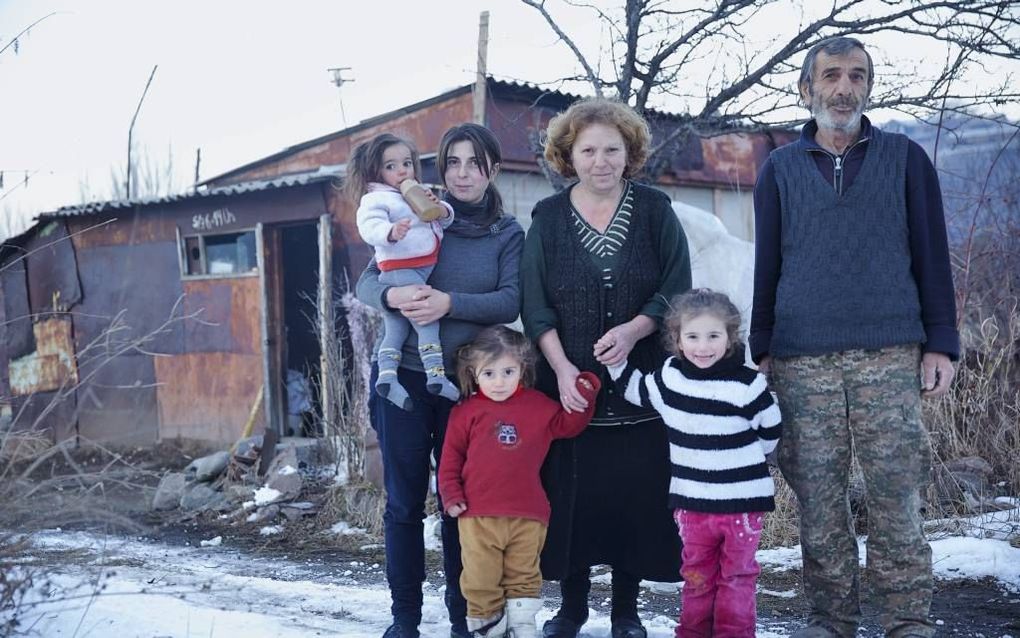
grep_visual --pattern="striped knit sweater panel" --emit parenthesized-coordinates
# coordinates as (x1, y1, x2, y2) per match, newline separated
(608, 350, 782, 513)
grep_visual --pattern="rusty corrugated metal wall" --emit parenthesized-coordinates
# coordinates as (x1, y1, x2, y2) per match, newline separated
(68, 212, 181, 444)
(2, 222, 82, 441)
(153, 277, 263, 442)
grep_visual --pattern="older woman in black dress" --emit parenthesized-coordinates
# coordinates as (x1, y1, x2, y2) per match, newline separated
(521, 98, 691, 638)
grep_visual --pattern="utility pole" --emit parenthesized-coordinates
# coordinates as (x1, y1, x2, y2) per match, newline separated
(328, 67, 354, 130)
(127, 64, 158, 200)
(194, 148, 202, 189)
(473, 11, 490, 125)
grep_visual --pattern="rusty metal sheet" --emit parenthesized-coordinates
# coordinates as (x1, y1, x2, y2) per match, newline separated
(68, 211, 177, 249)
(487, 97, 563, 166)
(154, 352, 264, 444)
(2, 259, 34, 359)
(9, 318, 78, 396)
(182, 280, 232, 351)
(76, 353, 158, 445)
(230, 276, 261, 354)
(71, 241, 185, 355)
(9, 389, 76, 443)
(181, 277, 261, 354)
(24, 221, 82, 314)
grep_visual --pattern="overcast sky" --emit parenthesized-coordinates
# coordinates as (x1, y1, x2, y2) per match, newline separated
(1, 1, 1016, 239)
(0, 0, 602, 236)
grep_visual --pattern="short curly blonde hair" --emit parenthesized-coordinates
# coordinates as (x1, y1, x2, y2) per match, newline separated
(543, 98, 651, 178)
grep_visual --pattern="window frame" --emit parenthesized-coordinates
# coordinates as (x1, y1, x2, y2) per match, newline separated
(177, 226, 259, 280)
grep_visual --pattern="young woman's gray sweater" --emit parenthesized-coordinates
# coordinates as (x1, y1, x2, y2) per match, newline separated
(356, 214, 524, 372)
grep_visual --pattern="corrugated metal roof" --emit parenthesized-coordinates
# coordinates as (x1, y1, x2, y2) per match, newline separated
(196, 79, 586, 187)
(39, 165, 345, 219)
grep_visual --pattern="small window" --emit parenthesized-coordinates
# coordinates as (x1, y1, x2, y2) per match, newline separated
(181, 230, 257, 277)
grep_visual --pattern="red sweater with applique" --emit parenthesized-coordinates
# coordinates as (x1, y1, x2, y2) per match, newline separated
(438, 372, 600, 524)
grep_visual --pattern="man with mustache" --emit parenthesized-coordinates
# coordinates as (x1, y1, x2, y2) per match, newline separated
(750, 37, 957, 638)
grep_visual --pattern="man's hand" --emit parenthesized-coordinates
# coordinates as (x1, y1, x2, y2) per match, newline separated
(921, 352, 955, 397)
(757, 355, 773, 377)
(446, 502, 467, 517)
(388, 218, 412, 242)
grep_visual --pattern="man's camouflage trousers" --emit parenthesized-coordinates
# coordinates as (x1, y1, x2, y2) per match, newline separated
(772, 344, 934, 638)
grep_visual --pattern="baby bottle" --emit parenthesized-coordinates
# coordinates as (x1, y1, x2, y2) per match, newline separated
(400, 179, 447, 222)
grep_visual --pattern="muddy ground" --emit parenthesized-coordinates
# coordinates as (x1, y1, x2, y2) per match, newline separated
(10, 443, 1020, 636)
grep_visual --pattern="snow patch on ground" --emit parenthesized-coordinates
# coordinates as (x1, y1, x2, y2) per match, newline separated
(423, 513, 442, 551)
(931, 536, 1020, 592)
(331, 521, 367, 536)
(757, 544, 806, 571)
(260, 525, 284, 536)
(253, 486, 282, 506)
(15, 519, 1020, 637)
(199, 535, 222, 547)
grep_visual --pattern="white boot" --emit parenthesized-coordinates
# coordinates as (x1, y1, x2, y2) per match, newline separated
(505, 598, 542, 638)
(467, 611, 508, 637)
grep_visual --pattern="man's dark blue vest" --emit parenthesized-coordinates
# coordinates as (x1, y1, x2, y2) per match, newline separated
(769, 126, 925, 357)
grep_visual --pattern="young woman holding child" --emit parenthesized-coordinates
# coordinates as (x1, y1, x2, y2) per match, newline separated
(356, 124, 524, 638)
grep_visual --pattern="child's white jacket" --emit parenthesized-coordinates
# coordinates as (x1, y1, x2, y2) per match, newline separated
(356, 183, 454, 269)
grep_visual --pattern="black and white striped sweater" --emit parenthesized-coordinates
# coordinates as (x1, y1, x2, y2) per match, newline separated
(608, 346, 782, 513)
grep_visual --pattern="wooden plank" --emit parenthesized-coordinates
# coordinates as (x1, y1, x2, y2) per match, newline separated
(318, 214, 334, 427)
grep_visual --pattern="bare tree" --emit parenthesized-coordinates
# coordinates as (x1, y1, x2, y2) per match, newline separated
(75, 143, 184, 205)
(519, 0, 1020, 167)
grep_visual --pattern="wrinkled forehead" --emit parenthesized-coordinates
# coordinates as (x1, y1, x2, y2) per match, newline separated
(812, 48, 871, 82)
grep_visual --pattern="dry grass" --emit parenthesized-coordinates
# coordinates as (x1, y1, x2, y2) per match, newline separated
(0, 534, 36, 637)
(926, 307, 1020, 509)
(0, 437, 158, 637)
(319, 480, 386, 537)
(311, 291, 379, 484)
(761, 471, 800, 548)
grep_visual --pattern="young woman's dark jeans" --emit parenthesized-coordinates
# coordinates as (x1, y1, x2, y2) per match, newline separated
(370, 364, 467, 630)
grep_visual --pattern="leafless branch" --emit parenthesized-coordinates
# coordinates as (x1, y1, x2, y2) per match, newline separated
(520, 0, 606, 97)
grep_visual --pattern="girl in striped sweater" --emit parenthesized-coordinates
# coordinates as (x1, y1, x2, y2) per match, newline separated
(603, 288, 782, 638)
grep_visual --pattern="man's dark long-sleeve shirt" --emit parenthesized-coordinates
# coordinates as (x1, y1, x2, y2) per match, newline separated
(750, 115, 959, 363)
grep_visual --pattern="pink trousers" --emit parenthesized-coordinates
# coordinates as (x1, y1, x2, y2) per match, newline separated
(674, 509, 764, 638)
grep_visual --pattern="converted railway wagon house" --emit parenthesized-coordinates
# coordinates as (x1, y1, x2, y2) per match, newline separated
(0, 78, 791, 446)
(0, 172, 349, 446)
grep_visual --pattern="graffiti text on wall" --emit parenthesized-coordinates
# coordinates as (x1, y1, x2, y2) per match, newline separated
(193, 208, 237, 231)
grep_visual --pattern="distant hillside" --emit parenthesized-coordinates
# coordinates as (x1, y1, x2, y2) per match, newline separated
(885, 115, 1019, 246)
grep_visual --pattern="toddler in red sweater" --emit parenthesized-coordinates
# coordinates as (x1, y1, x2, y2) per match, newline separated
(439, 325, 600, 638)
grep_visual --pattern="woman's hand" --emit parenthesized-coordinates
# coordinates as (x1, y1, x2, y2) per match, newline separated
(385, 284, 433, 308)
(554, 362, 589, 413)
(395, 288, 451, 325)
(593, 323, 640, 368)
